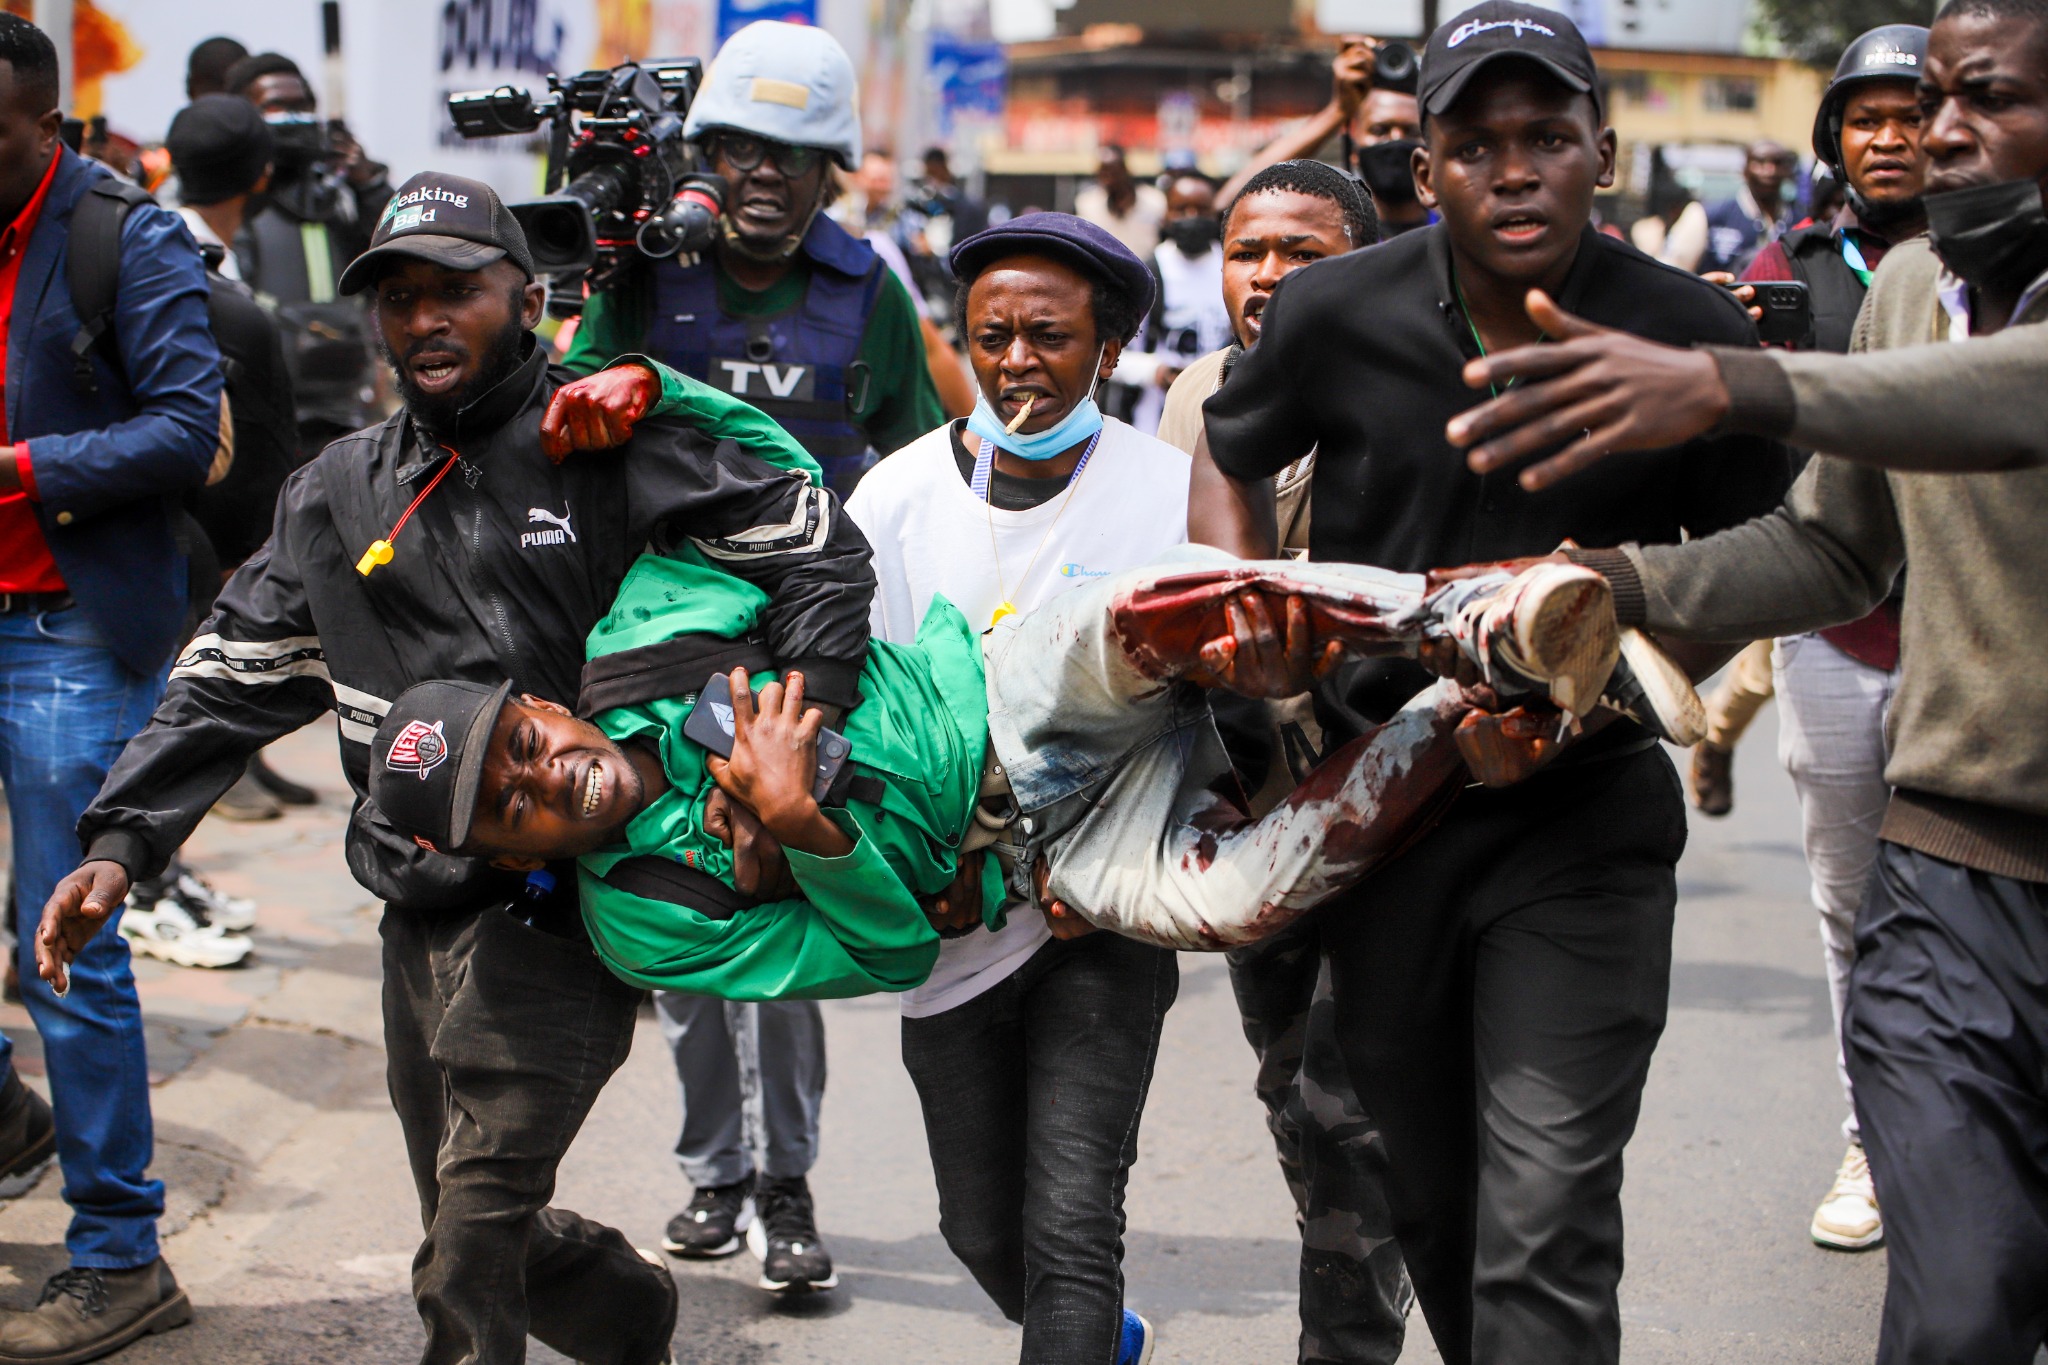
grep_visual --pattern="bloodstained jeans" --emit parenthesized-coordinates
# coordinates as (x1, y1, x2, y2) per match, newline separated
(984, 546, 1491, 950)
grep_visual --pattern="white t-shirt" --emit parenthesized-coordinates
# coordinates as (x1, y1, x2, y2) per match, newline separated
(846, 416, 1191, 1017)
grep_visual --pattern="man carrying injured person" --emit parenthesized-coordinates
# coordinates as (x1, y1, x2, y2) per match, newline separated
(359, 543, 1685, 990)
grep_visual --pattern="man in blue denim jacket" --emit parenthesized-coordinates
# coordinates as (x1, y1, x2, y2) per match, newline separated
(0, 15, 221, 1357)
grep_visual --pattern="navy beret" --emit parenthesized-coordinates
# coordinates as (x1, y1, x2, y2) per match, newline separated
(950, 211, 1156, 319)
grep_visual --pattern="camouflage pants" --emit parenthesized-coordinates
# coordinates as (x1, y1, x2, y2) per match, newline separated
(1229, 918, 1412, 1365)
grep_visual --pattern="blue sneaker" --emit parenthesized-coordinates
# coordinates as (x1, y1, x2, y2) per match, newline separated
(1116, 1309, 1155, 1365)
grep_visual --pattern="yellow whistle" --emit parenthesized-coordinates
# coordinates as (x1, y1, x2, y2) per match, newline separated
(989, 601, 1017, 628)
(355, 539, 395, 576)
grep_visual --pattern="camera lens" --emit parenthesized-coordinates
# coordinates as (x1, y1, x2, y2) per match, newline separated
(1375, 41, 1418, 94)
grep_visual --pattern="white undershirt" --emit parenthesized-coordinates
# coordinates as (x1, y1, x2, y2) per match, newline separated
(176, 207, 241, 282)
(846, 415, 1192, 1017)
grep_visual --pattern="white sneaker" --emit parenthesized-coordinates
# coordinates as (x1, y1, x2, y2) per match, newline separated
(1440, 563, 1620, 717)
(173, 870, 256, 934)
(119, 891, 252, 969)
(1810, 1144, 1883, 1250)
(1601, 629, 1708, 747)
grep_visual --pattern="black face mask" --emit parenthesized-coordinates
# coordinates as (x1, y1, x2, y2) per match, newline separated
(1355, 138, 1422, 206)
(1161, 214, 1221, 255)
(1925, 178, 2048, 294)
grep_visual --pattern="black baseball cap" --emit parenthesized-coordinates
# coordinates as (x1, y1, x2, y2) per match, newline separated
(1420, 1, 1603, 123)
(367, 679, 513, 854)
(166, 94, 273, 206)
(337, 171, 535, 296)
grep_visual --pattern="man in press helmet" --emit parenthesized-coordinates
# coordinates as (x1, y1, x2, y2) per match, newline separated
(563, 20, 942, 501)
(566, 20, 937, 1294)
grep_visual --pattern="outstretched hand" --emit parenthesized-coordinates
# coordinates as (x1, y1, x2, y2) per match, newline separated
(1444, 290, 1734, 491)
(539, 362, 659, 462)
(38, 860, 131, 995)
(1187, 591, 1343, 700)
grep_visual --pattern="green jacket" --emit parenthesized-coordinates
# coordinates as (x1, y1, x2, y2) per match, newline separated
(627, 352, 824, 486)
(576, 554, 1003, 1000)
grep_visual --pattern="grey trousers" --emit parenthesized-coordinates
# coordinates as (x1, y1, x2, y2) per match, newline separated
(653, 992, 825, 1189)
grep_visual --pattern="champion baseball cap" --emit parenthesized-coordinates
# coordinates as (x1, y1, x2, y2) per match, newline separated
(1420, 1, 1603, 123)
(368, 679, 514, 854)
(337, 171, 535, 296)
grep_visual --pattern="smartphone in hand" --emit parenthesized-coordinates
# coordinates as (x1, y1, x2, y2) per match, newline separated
(683, 672, 852, 804)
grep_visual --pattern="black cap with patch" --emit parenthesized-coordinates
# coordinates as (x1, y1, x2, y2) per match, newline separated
(338, 171, 535, 296)
(1420, 1, 1603, 123)
(368, 679, 513, 854)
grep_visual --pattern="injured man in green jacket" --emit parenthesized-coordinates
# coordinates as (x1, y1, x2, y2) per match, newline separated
(366, 546, 1695, 1000)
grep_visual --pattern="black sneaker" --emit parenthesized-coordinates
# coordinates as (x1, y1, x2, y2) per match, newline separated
(661, 1181, 752, 1258)
(0, 1070, 55, 1199)
(747, 1176, 837, 1293)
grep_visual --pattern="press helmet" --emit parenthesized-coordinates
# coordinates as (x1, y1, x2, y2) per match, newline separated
(683, 21, 862, 170)
(1811, 24, 1929, 174)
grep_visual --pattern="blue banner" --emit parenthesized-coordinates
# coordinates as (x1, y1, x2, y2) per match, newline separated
(716, 0, 819, 44)
(928, 36, 1006, 134)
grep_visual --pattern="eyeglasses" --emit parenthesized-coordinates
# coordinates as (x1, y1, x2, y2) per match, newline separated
(706, 132, 825, 179)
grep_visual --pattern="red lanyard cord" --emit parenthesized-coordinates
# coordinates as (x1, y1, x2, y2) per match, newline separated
(356, 446, 464, 576)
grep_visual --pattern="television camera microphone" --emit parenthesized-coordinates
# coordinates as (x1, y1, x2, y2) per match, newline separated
(447, 58, 724, 315)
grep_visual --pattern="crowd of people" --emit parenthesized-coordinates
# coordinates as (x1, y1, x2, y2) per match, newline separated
(0, 0, 2039, 1362)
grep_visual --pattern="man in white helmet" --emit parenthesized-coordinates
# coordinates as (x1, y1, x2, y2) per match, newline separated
(563, 20, 941, 502)
(564, 20, 932, 1296)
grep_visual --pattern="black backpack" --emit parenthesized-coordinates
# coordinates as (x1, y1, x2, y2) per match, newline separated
(66, 178, 157, 395)
(67, 178, 245, 397)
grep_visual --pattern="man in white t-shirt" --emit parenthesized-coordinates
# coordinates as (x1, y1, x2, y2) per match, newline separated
(846, 212, 1186, 1365)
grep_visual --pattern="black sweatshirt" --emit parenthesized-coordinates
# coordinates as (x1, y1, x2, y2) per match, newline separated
(81, 340, 876, 912)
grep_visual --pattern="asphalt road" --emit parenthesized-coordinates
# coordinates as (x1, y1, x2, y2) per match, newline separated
(0, 701, 1901, 1362)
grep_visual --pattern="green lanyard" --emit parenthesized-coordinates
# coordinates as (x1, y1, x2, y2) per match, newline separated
(1454, 271, 1542, 399)
(1839, 231, 1874, 288)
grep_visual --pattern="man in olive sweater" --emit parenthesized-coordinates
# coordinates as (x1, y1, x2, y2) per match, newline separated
(1436, 3, 2048, 1357)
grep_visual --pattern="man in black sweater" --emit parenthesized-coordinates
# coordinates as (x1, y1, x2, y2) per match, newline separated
(1188, 6, 1791, 1361)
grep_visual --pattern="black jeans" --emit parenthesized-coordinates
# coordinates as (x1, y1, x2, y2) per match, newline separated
(382, 904, 674, 1365)
(1320, 745, 1684, 1365)
(1229, 918, 1410, 1365)
(1848, 841, 2048, 1365)
(901, 931, 1178, 1365)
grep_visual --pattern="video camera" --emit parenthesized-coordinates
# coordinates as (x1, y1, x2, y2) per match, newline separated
(448, 60, 726, 314)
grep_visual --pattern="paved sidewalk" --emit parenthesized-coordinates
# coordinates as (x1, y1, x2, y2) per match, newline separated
(0, 708, 1900, 1361)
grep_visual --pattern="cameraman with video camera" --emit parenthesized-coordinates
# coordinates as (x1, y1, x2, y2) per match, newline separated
(226, 52, 386, 464)
(1218, 35, 1430, 238)
(563, 21, 941, 500)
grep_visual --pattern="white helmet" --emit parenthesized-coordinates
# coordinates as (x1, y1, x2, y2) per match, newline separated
(684, 21, 862, 169)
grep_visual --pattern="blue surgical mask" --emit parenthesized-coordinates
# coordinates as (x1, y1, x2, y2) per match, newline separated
(965, 347, 1108, 460)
